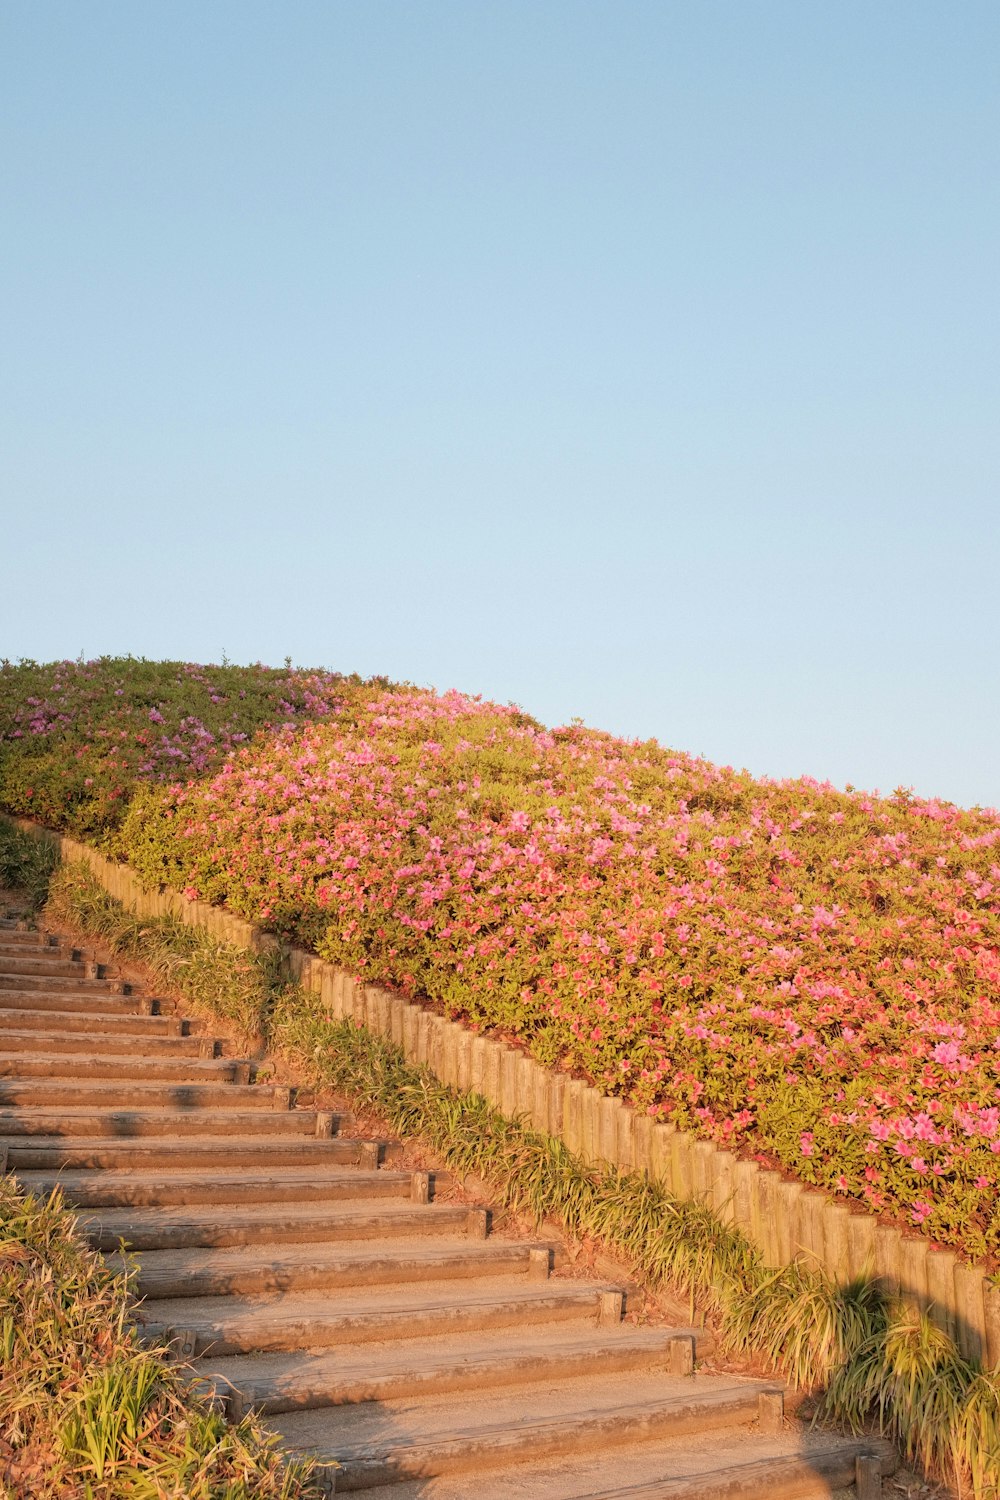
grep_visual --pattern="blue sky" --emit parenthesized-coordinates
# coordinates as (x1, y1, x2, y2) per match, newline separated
(3, 3, 998, 806)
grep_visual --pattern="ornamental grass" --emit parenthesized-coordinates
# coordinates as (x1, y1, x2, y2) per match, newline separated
(0, 1176, 317, 1498)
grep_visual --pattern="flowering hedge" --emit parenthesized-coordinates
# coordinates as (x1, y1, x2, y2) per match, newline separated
(106, 685, 1000, 1258)
(0, 657, 389, 837)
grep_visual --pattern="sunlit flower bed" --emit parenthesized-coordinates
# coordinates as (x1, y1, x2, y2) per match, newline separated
(0, 657, 379, 836)
(112, 685, 1000, 1257)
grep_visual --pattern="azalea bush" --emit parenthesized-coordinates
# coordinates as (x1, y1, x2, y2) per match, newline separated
(0, 657, 392, 839)
(108, 685, 1000, 1257)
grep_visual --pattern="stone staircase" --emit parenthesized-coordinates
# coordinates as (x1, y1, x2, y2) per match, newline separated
(0, 909, 896, 1498)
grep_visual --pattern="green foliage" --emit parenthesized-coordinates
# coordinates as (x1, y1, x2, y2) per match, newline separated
(261, 995, 1000, 1497)
(0, 1176, 317, 1499)
(0, 819, 58, 911)
(7, 659, 1000, 1259)
(823, 1305, 1000, 1497)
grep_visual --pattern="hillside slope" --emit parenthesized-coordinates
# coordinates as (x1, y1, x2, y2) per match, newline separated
(3, 657, 999, 1257)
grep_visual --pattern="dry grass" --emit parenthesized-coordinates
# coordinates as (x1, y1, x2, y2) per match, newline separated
(0, 1179, 318, 1499)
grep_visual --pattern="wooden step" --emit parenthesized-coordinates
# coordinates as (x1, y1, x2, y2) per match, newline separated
(350, 1434, 897, 1500)
(0, 956, 99, 979)
(0, 937, 62, 956)
(137, 1278, 623, 1357)
(0, 1079, 288, 1111)
(0, 922, 897, 1499)
(80, 1199, 478, 1252)
(0, 1026, 215, 1056)
(121, 1235, 545, 1299)
(0, 1052, 240, 1083)
(17, 1166, 422, 1210)
(272, 1370, 781, 1488)
(0, 972, 133, 995)
(4, 1131, 373, 1172)
(0, 1006, 186, 1037)
(0, 1107, 321, 1139)
(0, 988, 158, 1016)
(200, 1325, 711, 1418)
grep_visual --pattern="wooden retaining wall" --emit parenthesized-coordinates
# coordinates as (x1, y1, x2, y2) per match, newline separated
(10, 814, 1000, 1366)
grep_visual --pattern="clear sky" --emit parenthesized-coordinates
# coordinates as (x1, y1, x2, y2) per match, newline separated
(3, 3, 998, 807)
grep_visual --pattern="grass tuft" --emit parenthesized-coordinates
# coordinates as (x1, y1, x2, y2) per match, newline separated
(0, 1176, 317, 1499)
(0, 819, 58, 911)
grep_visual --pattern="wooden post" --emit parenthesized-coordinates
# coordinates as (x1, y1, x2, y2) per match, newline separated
(401, 1004, 418, 1063)
(925, 1248, 958, 1341)
(482, 1041, 503, 1109)
(415, 1009, 431, 1066)
(757, 1391, 783, 1435)
(671, 1131, 695, 1202)
(899, 1236, 930, 1313)
(822, 1202, 852, 1285)
(755, 1171, 783, 1268)
(455, 1029, 472, 1093)
(874, 1223, 903, 1297)
(954, 1263, 987, 1365)
(389, 996, 405, 1049)
(846, 1212, 877, 1284)
(580, 1087, 601, 1165)
(691, 1141, 715, 1203)
(775, 1181, 803, 1267)
(469, 1035, 489, 1095)
(732, 1159, 757, 1243)
(617, 1104, 635, 1171)
(633, 1114, 654, 1177)
(855, 1455, 882, 1498)
(545, 1073, 566, 1138)
(983, 1280, 1000, 1368)
(500, 1047, 520, 1116)
(710, 1150, 736, 1225)
(650, 1124, 676, 1192)
(563, 1080, 584, 1155)
(426, 1018, 446, 1082)
(516, 1054, 536, 1119)
(440, 1021, 459, 1086)
(599, 1097, 623, 1167)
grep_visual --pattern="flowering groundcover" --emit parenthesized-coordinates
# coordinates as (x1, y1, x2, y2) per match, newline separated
(0, 657, 382, 836)
(4, 660, 1000, 1257)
